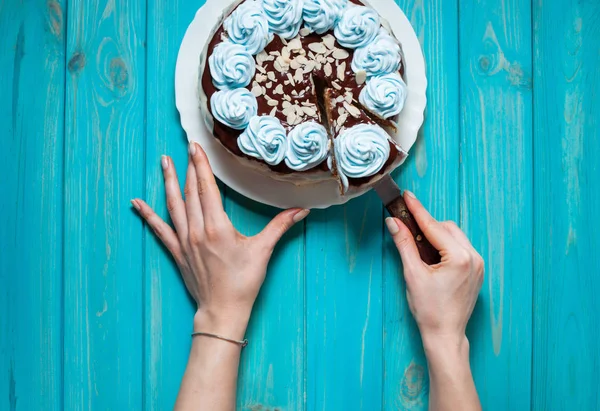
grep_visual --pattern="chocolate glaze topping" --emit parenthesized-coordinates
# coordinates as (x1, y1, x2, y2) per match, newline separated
(201, 0, 406, 183)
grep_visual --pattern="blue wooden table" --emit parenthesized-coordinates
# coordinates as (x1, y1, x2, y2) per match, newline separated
(1, 0, 599, 410)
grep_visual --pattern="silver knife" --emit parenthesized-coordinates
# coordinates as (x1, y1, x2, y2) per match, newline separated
(374, 175, 441, 265)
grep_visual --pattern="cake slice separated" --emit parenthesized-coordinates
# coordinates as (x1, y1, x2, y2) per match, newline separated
(322, 88, 407, 195)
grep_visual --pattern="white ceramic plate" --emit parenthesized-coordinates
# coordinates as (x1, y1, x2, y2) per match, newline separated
(175, 0, 427, 209)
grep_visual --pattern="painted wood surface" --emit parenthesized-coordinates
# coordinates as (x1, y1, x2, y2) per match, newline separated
(532, 0, 600, 409)
(227, 193, 305, 411)
(62, 0, 146, 409)
(1, 0, 598, 410)
(383, 0, 460, 409)
(306, 193, 384, 411)
(0, 1, 65, 410)
(459, 0, 534, 409)
(144, 0, 199, 409)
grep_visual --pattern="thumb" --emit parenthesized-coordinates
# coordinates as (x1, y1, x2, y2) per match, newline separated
(257, 208, 310, 249)
(385, 217, 422, 272)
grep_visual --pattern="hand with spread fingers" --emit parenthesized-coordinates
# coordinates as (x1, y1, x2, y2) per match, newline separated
(385, 191, 484, 411)
(132, 142, 309, 411)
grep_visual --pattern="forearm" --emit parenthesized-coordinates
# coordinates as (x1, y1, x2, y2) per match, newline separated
(424, 335, 481, 411)
(174, 311, 249, 411)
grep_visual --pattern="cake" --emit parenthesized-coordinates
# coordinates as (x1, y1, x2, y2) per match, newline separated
(199, 0, 409, 194)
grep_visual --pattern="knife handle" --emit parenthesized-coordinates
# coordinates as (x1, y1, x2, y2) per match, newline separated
(385, 196, 441, 265)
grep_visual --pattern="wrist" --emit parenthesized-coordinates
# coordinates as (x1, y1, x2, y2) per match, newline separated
(422, 333, 475, 397)
(193, 308, 251, 341)
(422, 333, 470, 366)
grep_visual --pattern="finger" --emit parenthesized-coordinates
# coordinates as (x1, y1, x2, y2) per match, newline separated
(403, 191, 460, 253)
(132, 199, 183, 261)
(441, 222, 485, 274)
(189, 142, 226, 228)
(441, 221, 474, 251)
(183, 152, 204, 234)
(385, 217, 423, 273)
(256, 208, 310, 250)
(161, 155, 188, 241)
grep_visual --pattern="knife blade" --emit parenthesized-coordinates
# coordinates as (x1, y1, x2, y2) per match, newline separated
(374, 175, 441, 265)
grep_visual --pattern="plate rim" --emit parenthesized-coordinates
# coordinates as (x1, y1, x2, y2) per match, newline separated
(175, 0, 427, 209)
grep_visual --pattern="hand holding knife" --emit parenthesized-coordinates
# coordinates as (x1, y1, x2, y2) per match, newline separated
(374, 176, 441, 265)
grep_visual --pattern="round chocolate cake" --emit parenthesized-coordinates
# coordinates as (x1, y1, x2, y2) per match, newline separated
(199, 0, 409, 194)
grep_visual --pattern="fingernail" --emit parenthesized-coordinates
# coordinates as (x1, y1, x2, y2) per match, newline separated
(385, 217, 400, 235)
(293, 209, 310, 223)
(189, 142, 197, 156)
(131, 199, 141, 211)
(404, 190, 416, 199)
(161, 155, 169, 170)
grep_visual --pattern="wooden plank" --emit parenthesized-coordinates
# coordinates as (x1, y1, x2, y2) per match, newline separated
(532, 0, 600, 408)
(458, 0, 533, 409)
(145, 1, 305, 408)
(0, 1, 65, 409)
(225, 192, 305, 411)
(63, 0, 146, 408)
(382, 0, 460, 409)
(306, 194, 383, 410)
(144, 0, 202, 409)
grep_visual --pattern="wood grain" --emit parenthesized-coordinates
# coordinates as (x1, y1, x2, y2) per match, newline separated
(63, 0, 146, 408)
(306, 193, 384, 411)
(459, 0, 533, 409)
(532, 0, 600, 408)
(2, 0, 600, 409)
(225, 192, 306, 411)
(383, 0, 460, 409)
(144, 0, 200, 409)
(0, 1, 65, 409)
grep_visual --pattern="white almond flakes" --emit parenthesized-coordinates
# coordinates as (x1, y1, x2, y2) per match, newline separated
(256, 50, 269, 65)
(344, 102, 361, 118)
(332, 49, 350, 60)
(303, 61, 316, 73)
(337, 62, 346, 82)
(355, 70, 367, 85)
(286, 72, 295, 86)
(322, 34, 336, 50)
(251, 85, 263, 97)
(308, 42, 327, 54)
(288, 37, 302, 51)
(296, 55, 308, 65)
(302, 106, 317, 117)
(337, 113, 348, 127)
(287, 112, 297, 125)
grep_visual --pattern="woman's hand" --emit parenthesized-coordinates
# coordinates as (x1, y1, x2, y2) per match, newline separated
(132, 142, 309, 339)
(132, 142, 308, 410)
(385, 191, 484, 347)
(385, 190, 483, 411)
